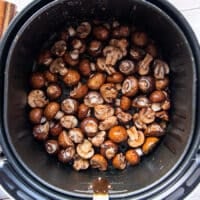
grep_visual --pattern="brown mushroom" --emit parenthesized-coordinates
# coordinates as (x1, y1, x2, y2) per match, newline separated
(73, 157, 89, 171)
(30, 72, 45, 89)
(94, 104, 114, 121)
(122, 76, 138, 97)
(108, 126, 127, 143)
(77, 103, 91, 120)
(125, 149, 140, 166)
(120, 96, 131, 111)
(70, 83, 88, 99)
(156, 111, 169, 121)
(88, 40, 102, 57)
(60, 115, 78, 129)
(112, 25, 130, 38)
(138, 107, 155, 124)
(44, 70, 58, 83)
(129, 47, 145, 61)
(61, 98, 79, 114)
(132, 96, 150, 108)
(89, 131, 106, 147)
(87, 73, 106, 90)
(33, 122, 49, 141)
(149, 90, 166, 103)
(100, 83, 118, 103)
(100, 140, 118, 160)
(78, 59, 92, 76)
(93, 26, 109, 41)
(51, 40, 67, 57)
(99, 116, 118, 131)
(76, 139, 94, 159)
(127, 126, 145, 148)
(133, 113, 147, 130)
(155, 77, 169, 90)
(107, 72, 124, 83)
(119, 60, 136, 75)
(115, 108, 132, 124)
(29, 108, 43, 124)
(68, 128, 84, 144)
(80, 117, 98, 137)
(142, 137, 159, 155)
(58, 130, 74, 148)
(46, 84, 62, 100)
(58, 147, 75, 163)
(49, 122, 63, 136)
(38, 50, 53, 66)
(112, 153, 127, 170)
(90, 154, 108, 171)
(138, 53, 153, 75)
(28, 90, 48, 108)
(76, 22, 92, 39)
(84, 91, 104, 107)
(45, 140, 59, 155)
(131, 31, 148, 47)
(63, 69, 80, 86)
(96, 57, 116, 75)
(50, 58, 68, 76)
(138, 76, 155, 93)
(71, 38, 86, 53)
(144, 123, 165, 137)
(153, 59, 170, 79)
(63, 50, 79, 66)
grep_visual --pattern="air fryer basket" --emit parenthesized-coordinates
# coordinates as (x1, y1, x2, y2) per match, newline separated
(0, 0, 200, 199)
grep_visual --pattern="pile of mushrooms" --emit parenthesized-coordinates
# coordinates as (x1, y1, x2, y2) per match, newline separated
(27, 20, 170, 171)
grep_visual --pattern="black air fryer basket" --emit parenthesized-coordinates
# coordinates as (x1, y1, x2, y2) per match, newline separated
(0, 0, 200, 199)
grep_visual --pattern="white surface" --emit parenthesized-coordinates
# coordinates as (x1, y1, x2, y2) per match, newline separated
(0, 0, 200, 199)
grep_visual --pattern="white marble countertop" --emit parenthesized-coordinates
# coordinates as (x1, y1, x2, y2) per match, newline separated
(0, 0, 200, 199)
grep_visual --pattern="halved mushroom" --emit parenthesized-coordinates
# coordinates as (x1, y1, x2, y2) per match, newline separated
(139, 107, 155, 124)
(132, 96, 150, 108)
(33, 122, 49, 141)
(153, 59, 170, 79)
(51, 40, 67, 57)
(112, 153, 127, 170)
(60, 115, 78, 129)
(58, 147, 75, 163)
(70, 83, 88, 99)
(142, 137, 159, 155)
(127, 126, 145, 148)
(76, 22, 92, 39)
(68, 128, 84, 144)
(89, 131, 106, 147)
(99, 116, 118, 131)
(138, 53, 153, 75)
(100, 83, 118, 103)
(73, 156, 89, 171)
(28, 90, 48, 108)
(122, 76, 138, 97)
(90, 154, 108, 171)
(58, 130, 74, 148)
(133, 113, 147, 130)
(100, 140, 118, 160)
(84, 91, 104, 107)
(144, 123, 164, 137)
(50, 58, 68, 76)
(94, 104, 114, 121)
(96, 57, 116, 75)
(119, 60, 136, 75)
(115, 108, 132, 124)
(61, 98, 79, 114)
(76, 139, 94, 159)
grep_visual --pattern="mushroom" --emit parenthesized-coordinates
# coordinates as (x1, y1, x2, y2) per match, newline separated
(127, 126, 145, 148)
(38, 50, 53, 66)
(44, 102, 60, 120)
(138, 53, 153, 75)
(49, 122, 63, 136)
(120, 96, 131, 111)
(122, 76, 138, 97)
(107, 72, 124, 83)
(50, 58, 68, 76)
(29, 108, 43, 124)
(90, 154, 108, 171)
(33, 122, 49, 141)
(108, 125, 127, 143)
(132, 96, 150, 108)
(79, 59, 92, 76)
(60, 115, 78, 129)
(63, 69, 80, 86)
(131, 31, 148, 47)
(70, 83, 88, 99)
(142, 137, 159, 155)
(103, 46, 123, 66)
(112, 153, 127, 170)
(100, 83, 118, 103)
(125, 149, 140, 166)
(43, 70, 58, 83)
(115, 108, 132, 124)
(153, 59, 170, 79)
(58, 130, 74, 148)
(109, 38, 128, 56)
(46, 84, 62, 100)
(156, 110, 169, 121)
(144, 123, 165, 137)
(93, 26, 110, 41)
(129, 47, 145, 61)
(84, 91, 104, 107)
(138, 107, 155, 124)
(94, 104, 114, 121)
(149, 90, 166, 103)
(88, 40, 102, 57)
(51, 40, 67, 57)
(30, 72, 45, 89)
(63, 50, 79, 66)
(96, 57, 116, 75)
(133, 113, 147, 130)
(76, 139, 94, 159)
(45, 140, 59, 155)
(71, 38, 86, 53)
(138, 76, 155, 93)
(161, 100, 171, 110)
(80, 117, 98, 137)
(151, 103, 162, 112)
(87, 73, 106, 90)
(77, 103, 91, 120)
(76, 22, 92, 39)
(28, 90, 48, 108)
(155, 77, 169, 90)
(99, 116, 118, 131)
(119, 60, 136, 75)
(89, 131, 106, 147)
(58, 147, 75, 163)
(100, 140, 118, 160)
(69, 128, 84, 144)
(112, 25, 130, 38)
(61, 98, 79, 114)
(73, 156, 89, 171)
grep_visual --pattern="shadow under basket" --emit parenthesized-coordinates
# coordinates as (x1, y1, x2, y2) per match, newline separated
(1, 0, 199, 199)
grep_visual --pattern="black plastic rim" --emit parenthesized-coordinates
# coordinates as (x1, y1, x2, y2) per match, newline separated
(0, 0, 200, 199)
